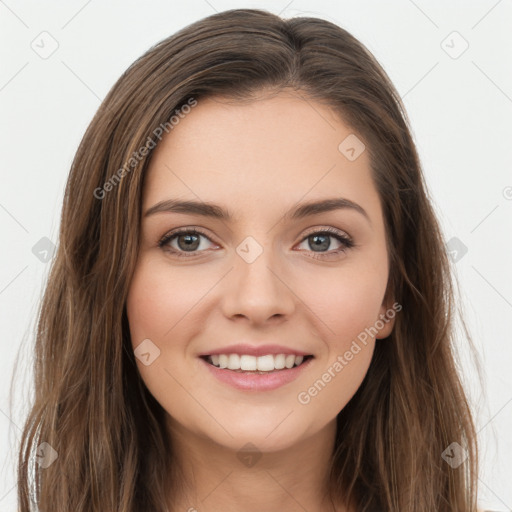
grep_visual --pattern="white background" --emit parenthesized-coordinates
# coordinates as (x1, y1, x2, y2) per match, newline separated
(1, 1, 511, 510)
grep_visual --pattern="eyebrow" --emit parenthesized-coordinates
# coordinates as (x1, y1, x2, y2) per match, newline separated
(144, 197, 371, 224)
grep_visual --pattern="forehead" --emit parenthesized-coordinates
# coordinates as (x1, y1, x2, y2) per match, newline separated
(143, 91, 380, 221)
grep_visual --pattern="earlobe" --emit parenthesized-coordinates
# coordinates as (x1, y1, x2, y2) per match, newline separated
(375, 299, 400, 340)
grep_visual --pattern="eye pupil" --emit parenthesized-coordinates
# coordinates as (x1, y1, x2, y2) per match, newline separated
(178, 234, 200, 251)
(309, 234, 330, 251)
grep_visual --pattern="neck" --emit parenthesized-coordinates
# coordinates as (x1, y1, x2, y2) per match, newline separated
(164, 417, 352, 512)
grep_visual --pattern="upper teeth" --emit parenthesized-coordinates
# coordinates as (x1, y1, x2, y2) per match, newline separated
(209, 354, 305, 371)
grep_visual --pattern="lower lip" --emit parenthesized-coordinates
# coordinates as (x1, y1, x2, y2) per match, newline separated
(200, 357, 314, 391)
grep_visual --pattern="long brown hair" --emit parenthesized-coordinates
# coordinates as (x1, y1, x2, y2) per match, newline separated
(15, 8, 480, 511)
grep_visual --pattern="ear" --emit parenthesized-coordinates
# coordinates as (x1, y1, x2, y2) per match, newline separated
(374, 297, 401, 340)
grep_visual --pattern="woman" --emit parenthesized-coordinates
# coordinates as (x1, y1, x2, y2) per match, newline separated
(16, 8, 483, 512)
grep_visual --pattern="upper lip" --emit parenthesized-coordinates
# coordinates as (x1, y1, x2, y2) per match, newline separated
(199, 344, 312, 357)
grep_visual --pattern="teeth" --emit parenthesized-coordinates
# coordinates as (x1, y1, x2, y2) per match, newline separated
(228, 354, 241, 370)
(206, 353, 306, 372)
(256, 355, 274, 371)
(285, 354, 296, 369)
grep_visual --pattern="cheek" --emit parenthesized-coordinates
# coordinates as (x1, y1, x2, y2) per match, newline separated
(305, 263, 388, 347)
(125, 261, 203, 420)
(126, 258, 211, 344)
(295, 263, 387, 413)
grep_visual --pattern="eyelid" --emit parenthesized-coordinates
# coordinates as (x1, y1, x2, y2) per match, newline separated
(300, 225, 352, 241)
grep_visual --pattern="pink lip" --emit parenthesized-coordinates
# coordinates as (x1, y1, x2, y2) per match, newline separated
(200, 356, 314, 391)
(199, 344, 312, 357)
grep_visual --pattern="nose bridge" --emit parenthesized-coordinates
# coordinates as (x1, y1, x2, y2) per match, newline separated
(223, 234, 295, 321)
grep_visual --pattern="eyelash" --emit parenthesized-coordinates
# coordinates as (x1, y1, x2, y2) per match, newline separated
(157, 226, 354, 260)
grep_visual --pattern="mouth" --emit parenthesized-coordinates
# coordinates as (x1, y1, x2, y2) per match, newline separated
(200, 354, 314, 374)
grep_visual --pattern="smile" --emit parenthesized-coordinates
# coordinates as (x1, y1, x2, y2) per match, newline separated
(203, 353, 313, 373)
(200, 353, 314, 391)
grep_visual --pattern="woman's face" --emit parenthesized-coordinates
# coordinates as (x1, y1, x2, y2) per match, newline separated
(126, 91, 395, 453)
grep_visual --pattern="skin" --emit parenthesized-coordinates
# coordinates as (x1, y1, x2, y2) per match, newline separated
(126, 89, 396, 512)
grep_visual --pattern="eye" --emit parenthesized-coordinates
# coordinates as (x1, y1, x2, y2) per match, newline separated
(295, 227, 354, 260)
(157, 226, 354, 259)
(158, 228, 217, 257)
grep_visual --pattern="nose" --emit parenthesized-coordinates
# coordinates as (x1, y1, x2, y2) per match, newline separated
(221, 243, 296, 325)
